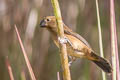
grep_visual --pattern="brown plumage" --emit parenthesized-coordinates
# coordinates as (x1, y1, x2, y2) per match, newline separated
(40, 16, 112, 74)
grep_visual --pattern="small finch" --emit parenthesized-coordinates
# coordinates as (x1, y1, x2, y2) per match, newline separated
(40, 16, 112, 74)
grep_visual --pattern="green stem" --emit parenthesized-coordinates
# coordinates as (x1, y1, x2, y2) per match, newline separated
(95, 0, 106, 80)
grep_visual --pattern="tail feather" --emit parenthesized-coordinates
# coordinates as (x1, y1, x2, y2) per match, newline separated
(89, 52, 112, 74)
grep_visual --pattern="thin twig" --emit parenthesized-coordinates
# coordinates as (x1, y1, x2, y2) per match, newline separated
(14, 25, 36, 80)
(51, 0, 71, 80)
(95, 0, 106, 80)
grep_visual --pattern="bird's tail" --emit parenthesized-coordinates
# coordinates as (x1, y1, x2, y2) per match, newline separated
(88, 52, 112, 74)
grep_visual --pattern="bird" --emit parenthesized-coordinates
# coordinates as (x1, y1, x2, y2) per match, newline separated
(39, 16, 112, 74)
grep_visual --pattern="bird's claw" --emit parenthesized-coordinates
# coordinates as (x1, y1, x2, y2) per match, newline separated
(68, 61, 72, 67)
(58, 37, 68, 44)
(58, 36, 73, 48)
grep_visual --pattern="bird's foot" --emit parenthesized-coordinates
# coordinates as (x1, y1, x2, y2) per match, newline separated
(58, 36, 73, 47)
(58, 37, 68, 44)
(68, 61, 73, 67)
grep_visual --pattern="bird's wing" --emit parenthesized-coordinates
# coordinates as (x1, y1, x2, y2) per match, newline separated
(64, 26, 91, 48)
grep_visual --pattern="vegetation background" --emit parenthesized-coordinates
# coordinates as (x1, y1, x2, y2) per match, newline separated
(0, 0, 119, 80)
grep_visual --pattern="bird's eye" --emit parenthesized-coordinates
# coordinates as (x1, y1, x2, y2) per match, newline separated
(46, 18, 50, 22)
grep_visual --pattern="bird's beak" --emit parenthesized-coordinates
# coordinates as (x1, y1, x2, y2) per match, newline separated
(40, 19, 46, 27)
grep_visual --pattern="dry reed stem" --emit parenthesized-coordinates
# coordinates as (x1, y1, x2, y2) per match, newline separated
(14, 25, 36, 80)
(6, 57, 14, 80)
(51, 0, 71, 80)
(110, 0, 120, 80)
(57, 72, 60, 80)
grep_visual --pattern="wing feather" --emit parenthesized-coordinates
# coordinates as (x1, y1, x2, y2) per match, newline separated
(64, 25, 91, 48)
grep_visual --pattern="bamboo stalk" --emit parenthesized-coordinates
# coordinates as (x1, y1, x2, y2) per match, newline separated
(110, 0, 120, 80)
(14, 25, 36, 80)
(95, 0, 106, 80)
(51, 0, 71, 80)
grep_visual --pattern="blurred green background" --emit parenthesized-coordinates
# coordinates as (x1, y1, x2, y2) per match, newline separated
(0, 0, 120, 80)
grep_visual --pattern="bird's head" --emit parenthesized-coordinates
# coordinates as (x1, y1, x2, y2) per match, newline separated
(40, 16, 72, 36)
(40, 16, 58, 34)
